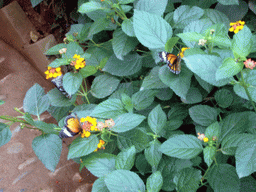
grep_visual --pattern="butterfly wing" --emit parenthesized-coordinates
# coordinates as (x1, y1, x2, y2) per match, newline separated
(159, 52, 181, 74)
(51, 75, 72, 99)
(59, 115, 81, 139)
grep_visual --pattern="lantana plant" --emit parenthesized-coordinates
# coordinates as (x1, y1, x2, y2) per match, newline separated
(1, 0, 256, 191)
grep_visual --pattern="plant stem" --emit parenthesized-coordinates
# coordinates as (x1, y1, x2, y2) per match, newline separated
(240, 71, 256, 112)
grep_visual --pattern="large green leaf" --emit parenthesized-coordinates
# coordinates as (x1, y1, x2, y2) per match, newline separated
(48, 58, 69, 68)
(90, 99, 126, 119)
(232, 26, 252, 58)
(117, 128, 150, 152)
(132, 90, 159, 111)
(173, 167, 201, 192)
(189, 105, 218, 126)
(183, 87, 202, 104)
(65, 42, 84, 58)
(32, 134, 62, 172)
(47, 88, 76, 107)
(23, 83, 50, 116)
(78, 1, 109, 13)
(141, 66, 168, 90)
(217, 0, 239, 5)
(146, 171, 163, 192)
(208, 164, 240, 192)
(133, 10, 172, 49)
(115, 145, 136, 170)
(92, 177, 109, 192)
(91, 74, 120, 99)
(33, 121, 59, 134)
(112, 28, 139, 60)
(236, 139, 256, 178)
(104, 170, 145, 192)
(144, 140, 162, 169)
(88, 18, 111, 37)
(63, 72, 83, 95)
(160, 135, 203, 159)
(44, 43, 67, 55)
(67, 135, 99, 159)
(205, 121, 221, 139)
(234, 70, 256, 103)
(203, 146, 216, 167)
(203, 9, 230, 28)
(135, 0, 168, 16)
(148, 104, 167, 134)
(159, 65, 193, 99)
(184, 54, 232, 86)
(112, 113, 146, 133)
(0, 123, 11, 147)
(81, 153, 116, 177)
(173, 5, 204, 28)
(215, 88, 234, 108)
(121, 18, 135, 37)
(103, 53, 142, 76)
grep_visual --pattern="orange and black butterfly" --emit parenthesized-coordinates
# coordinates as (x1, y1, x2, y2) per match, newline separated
(59, 114, 82, 139)
(159, 51, 181, 74)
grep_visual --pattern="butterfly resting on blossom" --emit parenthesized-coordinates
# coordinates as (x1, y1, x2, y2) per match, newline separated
(59, 114, 81, 139)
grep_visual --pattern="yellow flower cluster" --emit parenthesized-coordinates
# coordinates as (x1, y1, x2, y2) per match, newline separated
(80, 116, 98, 138)
(94, 140, 105, 152)
(197, 133, 209, 143)
(178, 47, 189, 58)
(72, 54, 86, 70)
(44, 66, 62, 79)
(229, 20, 245, 34)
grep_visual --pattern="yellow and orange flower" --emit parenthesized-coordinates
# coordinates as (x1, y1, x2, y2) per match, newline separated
(71, 54, 86, 70)
(244, 58, 256, 70)
(44, 66, 62, 79)
(197, 133, 209, 143)
(229, 20, 245, 34)
(178, 47, 190, 58)
(94, 140, 105, 152)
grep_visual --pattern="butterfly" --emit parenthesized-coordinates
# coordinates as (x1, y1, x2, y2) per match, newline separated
(59, 114, 82, 139)
(159, 51, 181, 74)
(51, 75, 72, 99)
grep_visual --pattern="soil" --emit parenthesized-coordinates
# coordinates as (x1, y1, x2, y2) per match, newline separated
(4, 0, 76, 43)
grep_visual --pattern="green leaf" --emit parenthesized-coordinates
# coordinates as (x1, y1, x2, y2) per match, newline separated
(33, 121, 59, 134)
(205, 121, 221, 139)
(23, 83, 50, 116)
(236, 139, 256, 178)
(104, 170, 145, 192)
(81, 153, 116, 177)
(145, 140, 162, 168)
(135, 0, 168, 16)
(220, 112, 255, 141)
(48, 58, 69, 68)
(117, 128, 150, 152)
(216, 58, 244, 81)
(0, 100, 4, 105)
(67, 135, 99, 159)
(184, 54, 232, 86)
(78, 1, 107, 13)
(159, 120, 183, 138)
(148, 104, 167, 134)
(141, 66, 168, 90)
(103, 53, 142, 77)
(63, 72, 83, 95)
(208, 164, 240, 192)
(146, 171, 163, 192)
(217, 0, 239, 5)
(183, 87, 202, 104)
(173, 167, 201, 192)
(159, 65, 193, 99)
(119, 0, 135, 4)
(240, 175, 256, 192)
(121, 18, 135, 37)
(135, 154, 151, 175)
(195, 74, 213, 93)
(177, 32, 204, 42)
(234, 70, 256, 102)
(90, 74, 120, 99)
(66, 42, 84, 58)
(232, 25, 252, 58)
(115, 145, 136, 170)
(86, 46, 113, 67)
(221, 134, 255, 155)
(112, 113, 146, 133)
(155, 88, 173, 101)
(160, 135, 203, 159)
(132, 90, 159, 110)
(47, 88, 76, 107)
(121, 93, 133, 113)
(91, 99, 126, 119)
(165, 37, 180, 52)
(203, 9, 230, 28)
(215, 88, 234, 108)
(88, 18, 110, 37)
(92, 177, 109, 192)
(44, 43, 67, 55)
(31, 0, 43, 8)
(173, 5, 204, 29)
(112, 28, 139, 60)
(79, 65, 98, 78)
(168, 104, 188, 121)
(203, 146, 216, 167)
(133, 10, 172, 49)
(189, 105, 218, 126)
(0, 123, 11, 147)
(32, 134, 62, 172)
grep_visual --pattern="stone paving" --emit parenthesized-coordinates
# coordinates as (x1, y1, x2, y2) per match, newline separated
(0, 40, 96, 191)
